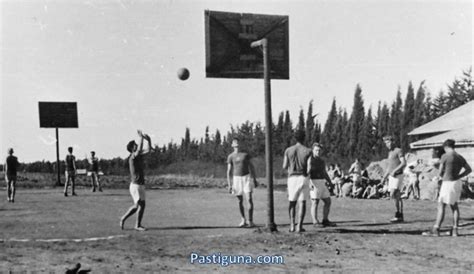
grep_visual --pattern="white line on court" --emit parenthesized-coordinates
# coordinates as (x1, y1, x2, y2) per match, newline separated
(1, 234, 130, 243)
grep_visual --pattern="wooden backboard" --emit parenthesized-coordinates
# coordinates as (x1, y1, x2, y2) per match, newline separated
(205, 10, 289, 79)
(39, 102, 78, 128)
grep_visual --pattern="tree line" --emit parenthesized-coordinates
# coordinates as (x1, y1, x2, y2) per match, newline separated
(18, 68, 472, 174)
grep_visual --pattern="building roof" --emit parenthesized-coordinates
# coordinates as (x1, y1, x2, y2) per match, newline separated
(408, 100, 474, 136)
(410, 125, 474, 149)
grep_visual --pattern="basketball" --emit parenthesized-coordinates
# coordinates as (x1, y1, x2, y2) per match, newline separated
(177, 68, 190, 81)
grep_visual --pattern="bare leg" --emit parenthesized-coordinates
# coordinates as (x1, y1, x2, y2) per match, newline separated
(97, 175, 102, 191)
(450, 203, 459, 236)
(237, 195, 246, 226)
(434, 202, 445, 228)
(136, 200, 146, 228)
(71, 177, 76, 195)
(311, 199, 319, 224)
(64, 177, 69, 195)
(7, 179, 12, 201)
(296, 201, 306, 232)
(247, 193, 254, 226)
(289, 201, 296, 232)
(120, 204, 138, 229)
(322, 197, 331, 221)
(391, 190, 400, 213)
(11, 180, 16, 202)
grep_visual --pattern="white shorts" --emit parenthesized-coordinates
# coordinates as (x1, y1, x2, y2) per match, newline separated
(310, 179, 331, 200)
(129, 183, 146, 203)
(232, 175, 253, 196)
(438, 180, 462, 205)
(287, 176, 309, 202)
(352, 174, 361, 183)
(388, 175, 403, 191)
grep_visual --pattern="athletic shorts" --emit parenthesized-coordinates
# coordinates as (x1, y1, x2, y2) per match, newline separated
(438, 180, 462, 205)
(5, 174, 17, 182)
(129, 183, 146, 203)
(388, 175, 403, 191)
(287, 176, 309, 202)
(232, 175, 253, 196)
(65, 171, 76, 180)
(310, 179, 331, 200)
(351, 174, 361, 184)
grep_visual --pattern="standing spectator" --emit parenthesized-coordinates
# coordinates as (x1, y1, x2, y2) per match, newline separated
(5, 148, 19, 203)
(88, 151, 102, 192)
(64, 147, 77, 197)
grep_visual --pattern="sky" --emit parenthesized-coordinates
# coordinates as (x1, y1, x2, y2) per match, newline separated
(1, 0, 472, 163)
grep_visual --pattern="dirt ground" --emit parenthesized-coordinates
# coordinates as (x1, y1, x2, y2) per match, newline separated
(1, 186, 474, 272)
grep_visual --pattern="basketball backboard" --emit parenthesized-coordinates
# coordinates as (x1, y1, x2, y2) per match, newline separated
(205, 10, 289, 79)
(39, 102, 78, 128)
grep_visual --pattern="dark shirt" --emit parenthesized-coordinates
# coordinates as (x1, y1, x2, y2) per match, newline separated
(89, 157, 99, 172)
(6, 155, 18, 176)
(65, 154, 75, 172)
(284, 144, 311, 177)
(309, 156, 327, 179)
(386, 147, 404, 175)
(129, 154, 145, 185)
(440, 151, 467, 181)
(227, 152, 251, 176)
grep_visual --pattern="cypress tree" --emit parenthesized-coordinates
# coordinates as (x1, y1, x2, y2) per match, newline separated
(348, 84, 365, 158)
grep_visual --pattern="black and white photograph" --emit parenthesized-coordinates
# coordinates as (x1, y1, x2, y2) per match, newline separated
(1, 0, 473, 272)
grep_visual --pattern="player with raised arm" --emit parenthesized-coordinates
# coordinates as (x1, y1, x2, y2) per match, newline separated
(5, 148, 19, 203)
(382, 136, 406, 223)
(64, 147, 77, 197)
(226, 139, 259, 228)
(88, 151, 102, 192)
(283, 130, 311, 233)
(423, 139, 472, 237)
(120, 130, 153, 231)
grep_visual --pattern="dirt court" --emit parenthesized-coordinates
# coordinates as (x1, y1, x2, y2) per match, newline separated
(1, 186, 474, 272)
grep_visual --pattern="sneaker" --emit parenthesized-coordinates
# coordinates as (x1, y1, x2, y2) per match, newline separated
(134, 226, 147, 232)
(72, 193, 78, 196)
(99, 188, 103, 192)
(238, 220, 248, 228)
(64, 193, 68, 197)
(248, 222, 256, 228)
(92, 188, 96, 192)
(422, 227, 440, 237)
(321, 220, 337, 227)
(390, 212, 404, 223)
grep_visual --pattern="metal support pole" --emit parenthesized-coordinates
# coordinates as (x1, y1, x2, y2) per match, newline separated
(251, 38, 277, 232)
(56, 128, 61, 186)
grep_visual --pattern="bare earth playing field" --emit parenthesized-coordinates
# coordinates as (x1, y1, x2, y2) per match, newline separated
(1, 186, 474, 272)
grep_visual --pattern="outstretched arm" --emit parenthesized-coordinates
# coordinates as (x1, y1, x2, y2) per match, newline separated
(132, 130, 145, 157)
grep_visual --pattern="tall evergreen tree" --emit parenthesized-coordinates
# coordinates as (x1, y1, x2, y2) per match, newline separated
(348, 84, 365, 158)
(321, 98, 338, 151)
(297, 108, 305, 132)
(401, 82, 416, 152)
(305, 100, 315, 146)
(389, 89, 403, 146)
(413, 81, 426, 127)
(283, 110, 293, 149)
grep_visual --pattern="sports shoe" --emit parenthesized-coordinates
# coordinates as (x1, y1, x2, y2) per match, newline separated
(390, 212, 404, 223)
(92, 188, 96, 192)
(72, 193, 78, 196)
(422, 227, 439, 237)
(248, 222, 256, 228)
(238, 220, 247, 228)
(321, 219, 337, 227)
(135, 226, 147, 232)
(64, 193, 68, 197)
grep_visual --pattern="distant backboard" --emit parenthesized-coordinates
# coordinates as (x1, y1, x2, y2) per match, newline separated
(205, 10, 289, 79)
(39, 102, 78, 128)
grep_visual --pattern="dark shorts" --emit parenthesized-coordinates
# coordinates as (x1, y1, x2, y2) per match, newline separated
(65, 171, 76, 179)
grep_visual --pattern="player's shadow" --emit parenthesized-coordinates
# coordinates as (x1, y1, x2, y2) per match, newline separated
(332, 228, 474, 237)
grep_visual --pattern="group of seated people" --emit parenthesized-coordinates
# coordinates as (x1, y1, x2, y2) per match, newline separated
(324, 161, 421, 200)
